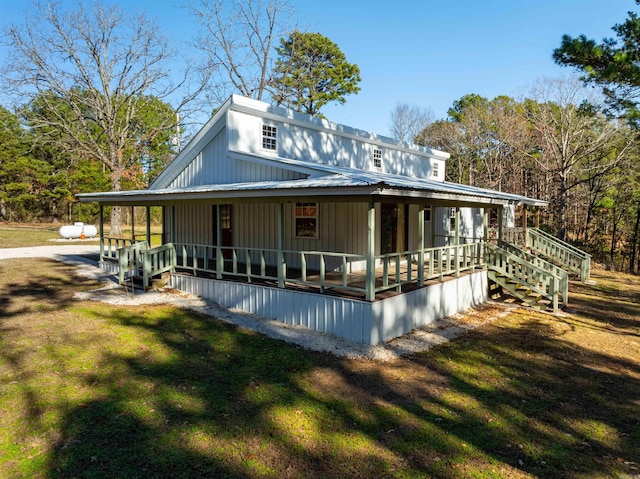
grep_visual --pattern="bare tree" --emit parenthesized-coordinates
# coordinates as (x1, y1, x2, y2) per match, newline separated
(389, 102, 433, 143)
(524, 76, 633, 241)
(1, 0, 209, 235)
(188, 0, 296, 105)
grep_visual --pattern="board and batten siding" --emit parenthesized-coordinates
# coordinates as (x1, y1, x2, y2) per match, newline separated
(169, 203, 213, 248)
(165, 201, 370, 270)
(227, 109, 445, 180)
(235, 202, 370, 271)
(168, 124, 305, 189)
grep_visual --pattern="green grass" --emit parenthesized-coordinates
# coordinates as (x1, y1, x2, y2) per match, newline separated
(1, 258, 639, 478)
(0, 223, 162, 248)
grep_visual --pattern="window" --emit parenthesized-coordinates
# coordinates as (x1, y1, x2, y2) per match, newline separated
(295, 202, 318, 238)
(373, 148, 382, 168)
(262, 124, 277, 151)
(432, 161, 439, 178)
(449, 207, 457, 232)
(423, 205, 432, 222)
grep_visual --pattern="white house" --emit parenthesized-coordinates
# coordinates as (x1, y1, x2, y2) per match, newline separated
(79, 95, 575, 345)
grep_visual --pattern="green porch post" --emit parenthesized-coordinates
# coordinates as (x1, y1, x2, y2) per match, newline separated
(498, 205, 504, 246)
(277, 203, 285, 288)
(366, 202, 376, 301)
(483, 208, 489, 267)
(483, 208, 489, 241)
(454, 206, 460, 277)
(418, 206, 425, 287)
(216, 204, 223, 279)
(146, 205, 151, 247)
(522, 204, 528, 248)
(131, 206, 135, 243)
(99, 205, 104, 260)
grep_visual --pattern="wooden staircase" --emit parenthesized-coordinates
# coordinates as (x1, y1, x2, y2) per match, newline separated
(485, 243, 563, 313)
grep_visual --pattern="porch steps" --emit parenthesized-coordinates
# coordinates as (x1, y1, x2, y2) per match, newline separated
(488, 267, 554, 313)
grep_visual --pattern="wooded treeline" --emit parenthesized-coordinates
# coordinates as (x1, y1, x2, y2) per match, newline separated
(407, 77, 640, 271)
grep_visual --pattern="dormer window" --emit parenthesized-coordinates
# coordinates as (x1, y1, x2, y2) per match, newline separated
(373, 148, 382, 169)
(432, 161, 439, 179)
(262, 124, 277, 151)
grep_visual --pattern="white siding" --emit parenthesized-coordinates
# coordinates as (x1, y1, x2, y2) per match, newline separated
(168, 125, 305, 188)
(228, 110, 444, 180)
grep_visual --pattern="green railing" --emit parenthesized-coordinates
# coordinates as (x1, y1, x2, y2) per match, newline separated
(117, 241, 176, 289)
(101, 236, 137, 261)
(170, 241, 486, 300)
(142, 243, 176, 288)
(117, 241, 149, 286)
(486, 243, 560, 313)
(526, 228, 591, 282)
(375, 242, 484, 294)
(501, 241, 569, 306)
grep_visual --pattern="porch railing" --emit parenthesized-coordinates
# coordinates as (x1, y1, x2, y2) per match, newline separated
(169, 241, 486, 300)
(101, 236, 138, 261)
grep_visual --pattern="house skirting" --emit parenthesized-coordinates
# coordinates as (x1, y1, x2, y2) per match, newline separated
(169, 271, 488, 345)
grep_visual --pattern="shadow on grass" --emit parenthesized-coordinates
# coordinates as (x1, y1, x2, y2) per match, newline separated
(2, 262, 638, 478)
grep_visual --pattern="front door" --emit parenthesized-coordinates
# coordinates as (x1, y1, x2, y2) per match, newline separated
(212, 204, 233, 259)
(381, 203, 398, 255)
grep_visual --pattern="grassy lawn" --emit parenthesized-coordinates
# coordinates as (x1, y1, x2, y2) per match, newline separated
(0, 223, 162, 248)
(0, 258, 639, 478)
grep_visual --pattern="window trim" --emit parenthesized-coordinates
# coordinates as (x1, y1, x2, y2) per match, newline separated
(432, 161, 440, 179)
(294, 202, 318, 239)
(449, 207, 457, 232)
(373, 148, 382, 169)
(423, 205, 432, 223)
(262, 123, 277, 151)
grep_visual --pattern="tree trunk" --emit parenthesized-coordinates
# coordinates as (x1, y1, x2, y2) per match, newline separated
(109, 172, 123, 237)
(629, 200, 640, 274)
(555, 175, 567, 241)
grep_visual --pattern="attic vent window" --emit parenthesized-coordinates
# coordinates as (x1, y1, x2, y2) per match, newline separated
(373, 149, 382, 168)
(262, 124, 277, 151)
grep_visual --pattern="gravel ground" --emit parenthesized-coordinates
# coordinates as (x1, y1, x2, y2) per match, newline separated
(2, 245, 513, 361)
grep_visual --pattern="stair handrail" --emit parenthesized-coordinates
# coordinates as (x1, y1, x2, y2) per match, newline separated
(501, 240, 569, 306)
(486, 243, 559, 313)
(117, 241, 149, 285)
(141, 243, 177, 288)
(528, 228, 590, 258)
(526, 228, 591, 282)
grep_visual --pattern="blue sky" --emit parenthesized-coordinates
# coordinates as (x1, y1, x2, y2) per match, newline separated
(1, 0, 634, 136)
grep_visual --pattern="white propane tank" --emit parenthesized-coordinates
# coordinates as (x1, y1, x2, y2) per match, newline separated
(59, 222, 98, 239)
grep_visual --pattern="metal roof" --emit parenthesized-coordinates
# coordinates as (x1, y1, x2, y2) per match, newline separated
(78, 155, 547, 207)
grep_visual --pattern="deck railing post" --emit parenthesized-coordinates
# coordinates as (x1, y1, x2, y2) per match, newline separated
(366, 202, 376, 301)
